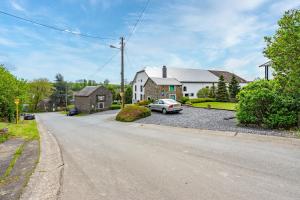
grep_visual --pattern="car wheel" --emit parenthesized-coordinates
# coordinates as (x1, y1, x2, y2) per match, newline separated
(162, 108, 167, 114)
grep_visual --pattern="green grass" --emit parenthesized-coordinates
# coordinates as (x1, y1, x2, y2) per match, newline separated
(116, 105, 151, 122)
(192, 102, 237, 111)
(0, 120, 39, 143)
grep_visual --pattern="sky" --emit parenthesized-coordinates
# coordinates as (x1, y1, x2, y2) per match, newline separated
(0, 0, 299, 83)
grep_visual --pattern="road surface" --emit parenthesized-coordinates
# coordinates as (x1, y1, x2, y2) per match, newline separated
(37, 112, 300, 200)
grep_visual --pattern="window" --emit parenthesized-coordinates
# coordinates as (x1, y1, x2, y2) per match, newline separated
(97, 102, 104, 109)
(190, 93, 194, 97)
(134, 93, 137, 100)
(169, 85, 175, 92)
(97, 95, 105, 101)
(183, 86, 187, 91)
(134, 85, 137, 91)
(185, 93, 189, 97)
(140, 94, 143, 100)
(140, 85, 143, 92)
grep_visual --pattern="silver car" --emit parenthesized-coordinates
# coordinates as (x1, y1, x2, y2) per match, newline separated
(149, 99, 183, 114)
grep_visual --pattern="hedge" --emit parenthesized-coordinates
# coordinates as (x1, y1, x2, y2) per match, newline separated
(116, 105, 151, 122)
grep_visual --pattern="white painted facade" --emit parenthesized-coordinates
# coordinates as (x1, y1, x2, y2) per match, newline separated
(132, 71, 148, 103)
(182, 82, 216, 98)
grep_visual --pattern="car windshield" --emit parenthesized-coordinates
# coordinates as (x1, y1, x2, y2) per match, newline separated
(163, 99, 178, 104)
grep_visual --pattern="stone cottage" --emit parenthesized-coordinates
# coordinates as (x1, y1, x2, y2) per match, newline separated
(144, 77, 182, 101)
(75, 86, 112, 113)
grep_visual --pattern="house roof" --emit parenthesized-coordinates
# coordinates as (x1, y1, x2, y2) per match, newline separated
(208, 70, 247, 83)
(144, 67, 220, 83)
(148, 77, 182, 86)
(75, 86, 100, 97)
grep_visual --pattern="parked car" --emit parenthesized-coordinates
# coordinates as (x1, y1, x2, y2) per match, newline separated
(67, 108, 79, 116)
(148, 99, 182, 114)
(23, 113, 35, 120)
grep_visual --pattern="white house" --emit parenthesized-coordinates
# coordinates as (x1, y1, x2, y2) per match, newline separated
(132, 66, 248, 103)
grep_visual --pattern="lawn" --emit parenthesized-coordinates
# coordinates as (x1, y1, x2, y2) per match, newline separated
(0, 120, 39, 143)
(192, 102, 237, 111)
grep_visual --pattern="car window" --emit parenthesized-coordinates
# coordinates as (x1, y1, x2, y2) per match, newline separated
(164, 99, 178, 104)
(154, 100, 159, 104)
(159, 100, 164, 104)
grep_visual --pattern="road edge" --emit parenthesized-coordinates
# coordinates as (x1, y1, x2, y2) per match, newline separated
(20, 116, 64, 200)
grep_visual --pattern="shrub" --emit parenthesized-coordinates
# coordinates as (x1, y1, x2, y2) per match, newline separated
(179, 96, 189, 104)
(197, 87, 210, 98)
(237, 80, 299, 129)
(136, 100, 151, 106)
(110, 104, 121, 110)
(116, 105, 151, 122)
(188, 98, 216, 104)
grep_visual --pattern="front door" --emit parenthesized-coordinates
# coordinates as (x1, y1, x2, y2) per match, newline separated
(169, 94, 176, 100)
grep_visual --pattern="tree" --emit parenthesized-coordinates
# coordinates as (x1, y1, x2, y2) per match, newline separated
(264, 9, 300, 97)
(28, 79, 53, 111)
(0, 65, 27, 122)
(103, 79, 110, 86)
(228, 75, 240, 100)
(50, 74, 67, 108)
(208, 84, 216, 98)
(124, 86, 132, 104)
(216, 75, 228, 102)
(197, 87, 210, 98)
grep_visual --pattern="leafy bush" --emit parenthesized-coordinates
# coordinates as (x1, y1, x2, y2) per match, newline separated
(237, 80, 299, 129)
(136, 100, 151, 106)
(197, 87, 210, 98)
(116, 105, 151, 122)
(110, 104, 121, 110)
(188, 98, 216, 104)
(179, 96, 189, 104)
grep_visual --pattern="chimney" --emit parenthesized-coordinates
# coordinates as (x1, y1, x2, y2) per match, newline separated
(162, 65, 167, 78)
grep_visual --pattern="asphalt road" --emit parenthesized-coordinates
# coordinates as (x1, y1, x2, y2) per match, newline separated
(37, 112, 300, 200)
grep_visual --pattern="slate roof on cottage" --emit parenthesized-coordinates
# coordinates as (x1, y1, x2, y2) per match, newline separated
(143, 67, 220, 83)
(147, 77, 182, 86)
(75, 86, 100, 97)
(208, 70, 247, 83)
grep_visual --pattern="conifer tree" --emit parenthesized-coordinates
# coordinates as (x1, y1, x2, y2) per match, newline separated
(228, 75, 240, 100)
(216, 75, 228, 102)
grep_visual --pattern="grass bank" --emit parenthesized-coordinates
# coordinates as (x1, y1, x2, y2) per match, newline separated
(192, 102, 237, 111)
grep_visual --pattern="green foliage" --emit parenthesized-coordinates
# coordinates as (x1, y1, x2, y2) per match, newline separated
(110, 104, 121, 110)
(197, 87, 210, 98)
(179, 96, 189, 104)
(237, 80, 299, 129)
(188, 98, 216, 104)
(50, 74, 68, 108)
(228, 75, 240, 101)
(124, 86, 133, 104)
(28, 78, 53, 111)
(208, 85, 216, 98)
(264, 9, 300, 97)
(0, 65, 28, 122)
(216, 75, 229, 102)
(116, 105, 151, 122)
(136, 100, 151, 106)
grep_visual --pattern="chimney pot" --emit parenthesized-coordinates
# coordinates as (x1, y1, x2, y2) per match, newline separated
(162, 65, 167, 78)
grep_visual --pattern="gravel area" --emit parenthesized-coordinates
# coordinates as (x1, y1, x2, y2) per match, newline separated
(136, 106, 292, 137)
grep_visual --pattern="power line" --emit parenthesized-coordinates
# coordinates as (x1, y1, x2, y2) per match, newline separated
(127, 0, 150, 42)
(0, 10, 116, 40)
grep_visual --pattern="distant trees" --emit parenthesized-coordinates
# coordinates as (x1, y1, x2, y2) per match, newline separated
(0, 65, 27, 122)
(216, 75, 229, 102)
(28, 79, 53, 111)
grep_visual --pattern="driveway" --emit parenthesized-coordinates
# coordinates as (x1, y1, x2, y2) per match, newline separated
(137, 106, 288, 136)
(36, 112, 300, 200)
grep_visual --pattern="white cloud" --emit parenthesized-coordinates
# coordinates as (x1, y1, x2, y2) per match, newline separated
(10, 0, 25, 12)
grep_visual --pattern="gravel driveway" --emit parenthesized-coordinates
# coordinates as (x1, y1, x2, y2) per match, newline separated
(137, 106, 290, 136)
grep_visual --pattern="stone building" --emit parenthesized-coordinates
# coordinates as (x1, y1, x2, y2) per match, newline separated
(75, 86, 112, 113)
(144, 77, 182, 101)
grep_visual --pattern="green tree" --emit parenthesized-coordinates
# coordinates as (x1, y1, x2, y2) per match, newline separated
(208, 85, 216, 98)
(197, 87, 210, 98)
(264, 9, 300, 97)
(0, 65, 28, 122)
(124, 86, 133, 104)
(51, 74, 67, 108)
(28, 79, 53, 111)
(228, 75, 240, 100)
(216, 75, 228, 102)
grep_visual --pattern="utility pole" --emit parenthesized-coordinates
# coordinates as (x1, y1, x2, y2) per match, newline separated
(65, 84, 68, 111)
(120, 37, 125, 109)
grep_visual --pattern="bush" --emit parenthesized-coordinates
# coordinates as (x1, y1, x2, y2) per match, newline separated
(188, 98, 216, 104)
(179, 96, 189, 104)
(197, 87, 210, 98)
(136, 100, 151, 106)
(110, 104, 121, 110)
(237, 80, 299, 129)
(116, 105, 151, 122)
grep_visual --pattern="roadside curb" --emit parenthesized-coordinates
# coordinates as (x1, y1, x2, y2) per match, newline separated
(20, 117, 64, 200)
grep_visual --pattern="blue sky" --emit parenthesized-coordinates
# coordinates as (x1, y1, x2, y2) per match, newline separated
(0, 0, 299, 83)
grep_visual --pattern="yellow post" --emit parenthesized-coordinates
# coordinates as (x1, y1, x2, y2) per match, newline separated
(14, 98, 20, 124)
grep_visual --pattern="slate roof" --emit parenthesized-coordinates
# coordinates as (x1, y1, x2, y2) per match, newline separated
(75, 86, 100, 97)
(144, 67, 220, 83)
(148, 77, 182, 86)
(208, 70, 247, 83)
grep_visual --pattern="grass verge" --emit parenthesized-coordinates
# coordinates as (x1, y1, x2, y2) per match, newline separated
(192, 102, 237, 111)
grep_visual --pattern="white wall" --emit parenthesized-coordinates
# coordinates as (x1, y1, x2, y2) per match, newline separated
(182, 82, 215, 99)
(132, 71, 148, 103)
